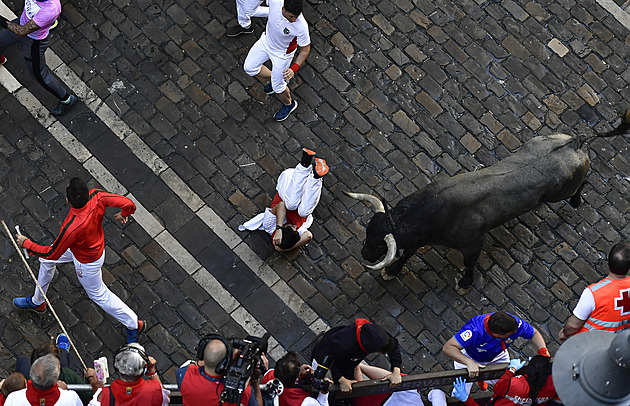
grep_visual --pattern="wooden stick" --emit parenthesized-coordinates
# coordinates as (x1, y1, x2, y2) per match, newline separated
(2, 220, 88, 371)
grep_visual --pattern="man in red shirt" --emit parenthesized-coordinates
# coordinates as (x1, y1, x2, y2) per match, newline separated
(13, 178, 145, 343)
(83, 343, 169, 405)
(177, 336, 262, 406)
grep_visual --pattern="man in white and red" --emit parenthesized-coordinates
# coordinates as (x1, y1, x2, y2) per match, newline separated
(5, 354, 82, 406)
(559, 241, 630, 339)
(243, 0, 310, 121)
(239, 148, 328, 251)
(261, 351, 329, 406)
(13, 177, 145, 343)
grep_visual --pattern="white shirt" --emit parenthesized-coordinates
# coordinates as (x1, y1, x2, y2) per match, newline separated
(573, 288, 596, 320)
(385, 391, 425, 406)
(263, 0, 310, 56)
(5, 387, 83, 406)
(301, 392, 328, 406)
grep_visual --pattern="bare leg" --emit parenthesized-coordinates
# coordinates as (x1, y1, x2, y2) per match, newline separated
(277, 87, 292, 105)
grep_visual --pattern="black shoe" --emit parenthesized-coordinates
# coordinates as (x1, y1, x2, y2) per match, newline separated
(51, 94, 77, 116)
(226, 24, 254, 37)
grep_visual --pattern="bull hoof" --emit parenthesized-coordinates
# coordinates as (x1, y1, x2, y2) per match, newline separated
(381, 269, 396, 281)
(455, 274, 472, 295)
(456, 284, 472, 295)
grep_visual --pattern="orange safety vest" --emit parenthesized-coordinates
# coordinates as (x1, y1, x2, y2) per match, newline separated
(577, 277, 630, 333)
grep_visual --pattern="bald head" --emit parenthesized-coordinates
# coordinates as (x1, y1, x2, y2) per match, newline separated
(203, 339, 228, 374)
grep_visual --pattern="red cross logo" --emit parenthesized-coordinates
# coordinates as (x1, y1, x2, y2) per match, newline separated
(615, 288, 630, 316)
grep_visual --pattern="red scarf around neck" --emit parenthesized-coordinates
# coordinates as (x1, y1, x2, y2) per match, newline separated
(25, 380, 60, 406)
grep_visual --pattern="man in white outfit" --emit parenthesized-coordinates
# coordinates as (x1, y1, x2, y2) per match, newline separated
(243, 0, 310, 121)
(5, 354, 82, 406)
(226, 0, 269, 37)
(239, 148, 327, 251)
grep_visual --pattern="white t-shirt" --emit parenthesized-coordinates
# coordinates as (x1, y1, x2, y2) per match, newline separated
(301, 392, 329, 406)
(573, 288, 596, 320)
(263, 0, 310, 57)
(5, 387, 83, 406)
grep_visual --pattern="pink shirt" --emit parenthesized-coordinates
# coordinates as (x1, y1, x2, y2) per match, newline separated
(20, 0, 61, 40)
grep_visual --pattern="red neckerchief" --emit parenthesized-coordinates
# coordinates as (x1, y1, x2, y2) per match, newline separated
(483, 314, 507, 351)
(110, 377, 146, 399)
(355, 318, 372, 354)
(25, 380, 60, 406)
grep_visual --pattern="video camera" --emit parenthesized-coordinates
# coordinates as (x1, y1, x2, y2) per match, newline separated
(221, 333, 270, 405)
(299, 355, 333, 393)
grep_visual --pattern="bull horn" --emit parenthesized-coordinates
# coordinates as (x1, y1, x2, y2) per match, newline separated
(365, 234, 397, 270)
(344, 192, 385, 213)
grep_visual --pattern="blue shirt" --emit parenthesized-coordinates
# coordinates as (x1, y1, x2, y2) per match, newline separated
(454, 313, 535, 363)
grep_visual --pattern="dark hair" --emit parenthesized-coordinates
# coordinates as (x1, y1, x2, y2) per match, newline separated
(30, 341, 60, 365)
(378, 337, 397, 354)
(518, 355, 552, 405)
(279, 226, 300, 250)
(488, 312, 518, 335)
(283, 0, 302, 15)
(66, 178, 89, 208)
(608, 242, 630, 275)
(1, 372, 26, 397)
(275, 351, 301, 386)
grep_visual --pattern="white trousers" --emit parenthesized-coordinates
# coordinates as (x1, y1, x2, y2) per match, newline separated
(236, 0, 269, 28)
(277, 164, 322, 218)
(244, 34, 294, 93)
(453, 349, 510, 395)
(33, 249, 138, 330)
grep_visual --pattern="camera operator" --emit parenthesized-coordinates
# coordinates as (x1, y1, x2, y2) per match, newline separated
(262, 351, 331, 406)
(177, 335, 262, 406)
(311, 319, 402, 393)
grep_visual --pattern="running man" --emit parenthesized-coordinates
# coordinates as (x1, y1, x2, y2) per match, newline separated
(226, 0, 269, 37)
(243, 0, 310, 121)
(0, 0, 77, 115)
(13, 178, 145, 343)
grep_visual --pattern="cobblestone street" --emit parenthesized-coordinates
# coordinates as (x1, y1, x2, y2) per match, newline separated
(1, 0, 630, 398)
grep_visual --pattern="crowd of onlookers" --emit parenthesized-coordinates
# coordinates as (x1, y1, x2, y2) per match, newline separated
(4, 211, 629, 406)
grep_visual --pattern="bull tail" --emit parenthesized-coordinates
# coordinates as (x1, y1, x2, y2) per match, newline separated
(580, 109, 630, 148)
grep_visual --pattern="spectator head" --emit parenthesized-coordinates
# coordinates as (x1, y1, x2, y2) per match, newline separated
(359, 323, 394, 354)
(30, 341, 60, 365)
(275, 351, 301, 386)
(1, 372, 27, 398)
(520, 355, 552, 405)
(30, 354, 60, 391)
(114, 343, 149, 382)
(278, 225, 300, 250)
(488, 312, 518, 337)
(283, 0, 302, 19)
(608, 242, 630, 275)
(203, 339, 230, 376)
(66, 178, 90, 208)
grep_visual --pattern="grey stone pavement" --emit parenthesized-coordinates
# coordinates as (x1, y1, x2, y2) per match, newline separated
(1, 0, 630, 396)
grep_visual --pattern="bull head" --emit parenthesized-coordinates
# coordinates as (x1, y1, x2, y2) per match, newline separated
(344, 192, 397, 270)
